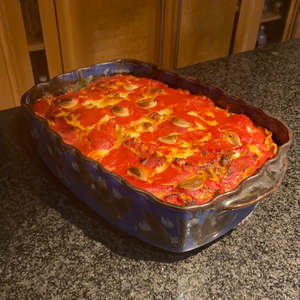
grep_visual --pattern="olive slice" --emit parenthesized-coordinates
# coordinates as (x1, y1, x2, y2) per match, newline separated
(127, 167, 147, 181)
(177, 175, 204, 190)
(58, 98, 78, 109)
(139, 122, 153, 132)
(111, 106, 129, 117)
(158, 135, 177, 144)
(123, 83, 138, 90)
(171, 117, 193, 128)
(137, 99, 157, 109)
(223, 132, 241, 147)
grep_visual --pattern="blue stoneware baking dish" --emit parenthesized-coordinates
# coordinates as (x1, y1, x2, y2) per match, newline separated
(21, 59, 292, 252)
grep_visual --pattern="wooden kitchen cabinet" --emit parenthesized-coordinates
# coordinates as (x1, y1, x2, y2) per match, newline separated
(0, 0, 61, 110)
(1, 0, 300, 111)
(0, 0, 34, 110)
(54, 0, 298, 67)
(54, 0, 162, 72)
(294, 10, 300, 37)
(233, 0, 300, 53)
(54, 0, 237, 70)
(0, 41, 15, 110)
(176, 0, 237, 68)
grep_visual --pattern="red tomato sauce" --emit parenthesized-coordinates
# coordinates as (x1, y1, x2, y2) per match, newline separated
(33, 75, 277, 206)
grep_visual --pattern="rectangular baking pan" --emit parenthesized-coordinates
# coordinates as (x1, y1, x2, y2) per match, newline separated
(21, 59, 292, 252)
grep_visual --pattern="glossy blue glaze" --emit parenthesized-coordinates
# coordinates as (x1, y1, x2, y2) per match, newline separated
(21, 59, 291, 252)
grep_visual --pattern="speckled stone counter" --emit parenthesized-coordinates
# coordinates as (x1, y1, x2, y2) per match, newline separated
(1, 40, 299, 300)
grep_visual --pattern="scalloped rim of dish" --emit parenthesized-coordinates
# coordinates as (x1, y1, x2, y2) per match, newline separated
(21, 59, 293, 212)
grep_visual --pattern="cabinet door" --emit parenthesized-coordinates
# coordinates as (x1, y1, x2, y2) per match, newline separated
(0, 42, 15, 110)
(232, 0, 264, 53)
(282, 0, 300, 41)
(55, 0, 162, 72)
(0, 0, 34, 109)
(38, 0, 63, 78)
(177, 0, 237, 68)
(294, 10, 300, 38)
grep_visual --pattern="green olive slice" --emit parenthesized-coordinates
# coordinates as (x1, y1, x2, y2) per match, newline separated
(139, 122, 153, 132)
(127, 167, 147, 181)
(137, 99, 157, 109)
(177, 175, 204, 190)
(223, 132, 241, 147)
(123, 83, 139, 90)
(58, 98, 78, 109)
(171, 117, 193, 128)
(158, 135, 177, 144)
(111, 106, 129, 117)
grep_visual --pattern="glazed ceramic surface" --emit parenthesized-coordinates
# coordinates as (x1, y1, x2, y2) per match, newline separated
(21, 59, 292, 252)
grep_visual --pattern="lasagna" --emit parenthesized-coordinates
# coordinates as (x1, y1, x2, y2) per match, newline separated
(33, 74, 277, 206)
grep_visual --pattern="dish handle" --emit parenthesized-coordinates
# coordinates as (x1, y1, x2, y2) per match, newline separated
(222, 157, 288, 211)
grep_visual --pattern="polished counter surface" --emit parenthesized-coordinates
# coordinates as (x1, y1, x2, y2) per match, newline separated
(1, 40, 299, 299)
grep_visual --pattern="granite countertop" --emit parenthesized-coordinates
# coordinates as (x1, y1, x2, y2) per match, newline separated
(1, 40, 299, 299)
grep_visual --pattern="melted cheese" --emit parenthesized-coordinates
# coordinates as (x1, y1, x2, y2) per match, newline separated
(83, 96, 125, 109)
(33, 74, 277, 206)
